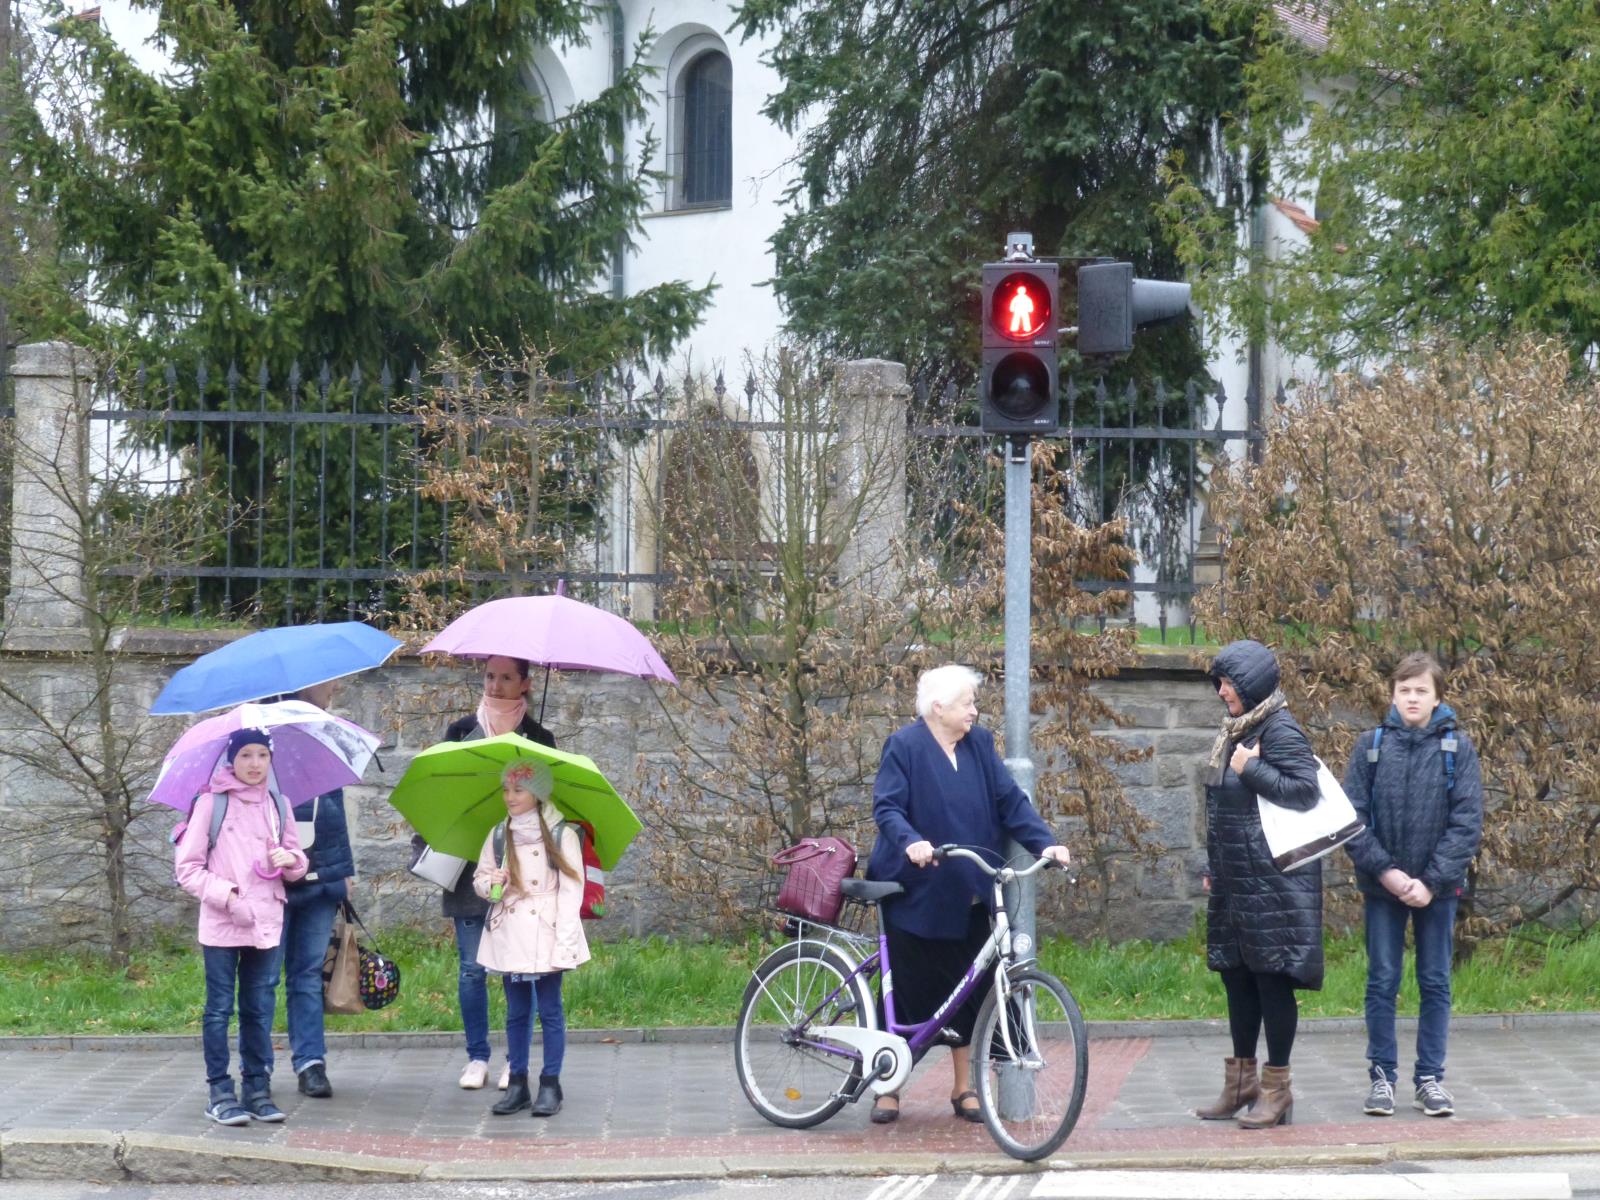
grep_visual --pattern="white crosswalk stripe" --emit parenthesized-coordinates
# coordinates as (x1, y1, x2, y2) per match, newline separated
(1028, 1170, 1571, 1200)
(866, 1174, 940, 1200)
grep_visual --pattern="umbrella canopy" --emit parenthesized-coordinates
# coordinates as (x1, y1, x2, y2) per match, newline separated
(419, 595, 676, 684)
(151, 622, 402, 715)
(389, 732, 641, 870)
(150, 699, 382, 813)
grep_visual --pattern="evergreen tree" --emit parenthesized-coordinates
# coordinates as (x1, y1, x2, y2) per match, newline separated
(731, 0, 1259, 400)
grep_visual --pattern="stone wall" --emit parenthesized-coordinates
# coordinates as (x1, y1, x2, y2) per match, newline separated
(0, 633, 1226, 948)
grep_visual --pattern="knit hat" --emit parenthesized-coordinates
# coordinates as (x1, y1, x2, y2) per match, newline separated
(502, 759, 554, 801)
(225, 727, 273, 763)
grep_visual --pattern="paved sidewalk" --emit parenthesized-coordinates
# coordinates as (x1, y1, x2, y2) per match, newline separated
(3, 1017, 1600, 1183)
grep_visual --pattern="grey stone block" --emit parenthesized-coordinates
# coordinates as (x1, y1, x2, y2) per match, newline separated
(120, 1132, 425, 1184)
(0, 1129, 123, 1180)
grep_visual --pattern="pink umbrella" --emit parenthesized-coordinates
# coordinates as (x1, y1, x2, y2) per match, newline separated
(420, 590, 677, 720)
(149, 699, 382, 814)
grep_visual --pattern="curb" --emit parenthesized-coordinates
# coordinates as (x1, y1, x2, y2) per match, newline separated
(7, 1129, 1600, 1184)
(5, 1010, 1599, 1052)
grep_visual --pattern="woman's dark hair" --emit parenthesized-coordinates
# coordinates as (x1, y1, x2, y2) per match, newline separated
(484, 655, 531, 679)
(1391, 651, 1445, 696)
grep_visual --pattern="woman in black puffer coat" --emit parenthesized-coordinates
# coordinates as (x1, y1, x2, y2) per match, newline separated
(1194, 639, 1322, 1130)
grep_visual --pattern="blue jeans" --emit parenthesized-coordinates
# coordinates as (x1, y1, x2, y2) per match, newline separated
(504, 973, 566, 1078)
(201, 943, 284, 1098)
(282, 893, 341, 1073)
(1364, 891, 1458, 1085)
(453, 916, 492, 1063)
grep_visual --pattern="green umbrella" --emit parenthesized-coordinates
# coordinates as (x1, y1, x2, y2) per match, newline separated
(389, 732, 641, 869)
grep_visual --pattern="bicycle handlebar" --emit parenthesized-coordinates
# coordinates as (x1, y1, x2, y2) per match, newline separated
(932, 845, 1062, 878)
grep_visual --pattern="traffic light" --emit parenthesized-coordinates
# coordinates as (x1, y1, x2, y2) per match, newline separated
(1076, 261, 1192, 356)
(980, 259, 1059, 435)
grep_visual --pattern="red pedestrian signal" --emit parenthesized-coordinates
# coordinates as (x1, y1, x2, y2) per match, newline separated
(980, 258, 1059, 435)
(991, 275, 1053, 341)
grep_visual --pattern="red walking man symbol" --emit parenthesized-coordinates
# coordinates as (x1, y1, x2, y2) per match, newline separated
(1007, 285, 1035, 334)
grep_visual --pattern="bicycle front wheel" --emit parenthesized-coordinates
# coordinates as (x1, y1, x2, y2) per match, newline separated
(735, 940, 874, 1128)
(972, 967, 1089, 1161)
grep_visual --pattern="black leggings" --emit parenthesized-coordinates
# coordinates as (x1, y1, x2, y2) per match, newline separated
(1219, 967, 1298, 1067)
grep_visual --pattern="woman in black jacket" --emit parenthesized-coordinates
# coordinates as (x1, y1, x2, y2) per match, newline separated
(410, 655, 555, 1091)
(1194, 639, 1322, 1129)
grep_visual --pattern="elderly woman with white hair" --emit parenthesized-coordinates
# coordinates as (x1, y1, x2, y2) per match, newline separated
(862, 664, 1072, 1124)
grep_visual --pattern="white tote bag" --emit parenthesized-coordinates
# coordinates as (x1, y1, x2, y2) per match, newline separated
(1257, 757, 1365, 873)
(409, 846, 471, 890)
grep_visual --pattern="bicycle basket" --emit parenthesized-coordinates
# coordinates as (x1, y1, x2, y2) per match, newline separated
(768, 837, 856, 925)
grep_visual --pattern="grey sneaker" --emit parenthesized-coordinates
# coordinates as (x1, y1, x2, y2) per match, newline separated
(205, 1097, 251, 1126)
(1413, 1076, 1454, 1117)
(1363, 1074, 1396, 1116)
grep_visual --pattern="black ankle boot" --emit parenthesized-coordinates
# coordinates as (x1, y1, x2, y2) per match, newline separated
(530, 1074, 562, 1117)
(492, 1073, 531, 1115)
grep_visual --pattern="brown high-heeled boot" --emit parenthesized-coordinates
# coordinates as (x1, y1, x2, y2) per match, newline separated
(1193, 1056, 1259, 1120)
(1237, 1064, 1293, 1128)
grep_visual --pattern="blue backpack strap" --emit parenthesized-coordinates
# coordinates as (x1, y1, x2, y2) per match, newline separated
(206, 793, 229, 849)
(1440, 733, 1457, 797)
(1364, 727, 1383, 802)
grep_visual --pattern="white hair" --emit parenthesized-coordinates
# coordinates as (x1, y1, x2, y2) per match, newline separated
(915, 665, 983, 719)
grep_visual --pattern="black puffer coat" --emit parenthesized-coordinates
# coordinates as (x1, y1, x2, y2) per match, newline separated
(1204, 640, 1325, 990)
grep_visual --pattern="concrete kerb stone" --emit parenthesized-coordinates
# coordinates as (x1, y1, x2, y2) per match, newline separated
(0, 1129, 122, 1182)
(118, 1132, 425, 1185)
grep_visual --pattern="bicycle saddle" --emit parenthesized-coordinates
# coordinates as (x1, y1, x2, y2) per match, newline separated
(839, 878, 904, 902)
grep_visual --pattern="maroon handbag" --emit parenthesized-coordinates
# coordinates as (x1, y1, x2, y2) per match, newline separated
(771, 837, 857, 924)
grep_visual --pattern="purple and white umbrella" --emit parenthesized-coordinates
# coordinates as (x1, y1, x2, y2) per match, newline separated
(149, 699, 381, 813)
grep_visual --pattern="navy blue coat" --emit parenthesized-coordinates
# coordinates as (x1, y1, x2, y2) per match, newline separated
(285, 788, 354, 909)
(1341, 703, 1483, 900)
(866, 720, 1055, 940)
(1204, 639, 1325, 990)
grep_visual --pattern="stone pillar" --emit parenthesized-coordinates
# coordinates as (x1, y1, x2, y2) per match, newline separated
(835, 359, 909, 602)
(4, 341, 93, 639)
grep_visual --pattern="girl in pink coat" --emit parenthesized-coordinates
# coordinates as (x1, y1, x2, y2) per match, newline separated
(474, 760, 589, 1118)
(174, 729, 308, 1126)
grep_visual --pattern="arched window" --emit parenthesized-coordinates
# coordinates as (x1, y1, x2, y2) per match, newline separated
(673, 50, 732, 209)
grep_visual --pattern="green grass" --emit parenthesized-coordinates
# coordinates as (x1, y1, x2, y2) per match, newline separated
(3, 925, 1597, 1036)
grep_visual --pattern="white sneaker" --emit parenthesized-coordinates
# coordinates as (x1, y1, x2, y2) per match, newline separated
(498, 1063, 510, 1091)
(459, 1059, 489, 1089)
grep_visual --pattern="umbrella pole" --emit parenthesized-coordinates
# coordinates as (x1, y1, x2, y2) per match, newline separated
(538, 666, 551, 725)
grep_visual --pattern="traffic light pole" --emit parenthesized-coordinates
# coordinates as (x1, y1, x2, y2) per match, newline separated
(1000, 434, 1038, 1121)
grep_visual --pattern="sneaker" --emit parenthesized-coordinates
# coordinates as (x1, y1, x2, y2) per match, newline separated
(1413, 1076, 1455, 1117)
(1363, 1075, 1396, 1116)
(498, 1062, 510, 1090)
(459, 1059, 490, 1089)
(205, 1097, 251, 1127)
(243, 1093, 286, 1123)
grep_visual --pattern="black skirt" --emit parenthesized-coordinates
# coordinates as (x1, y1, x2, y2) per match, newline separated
(880, 904, 992, 1047)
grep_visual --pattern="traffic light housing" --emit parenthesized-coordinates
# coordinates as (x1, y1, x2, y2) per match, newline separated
(1076, 261, 1193, 356)
(980, 260, 1059, 435)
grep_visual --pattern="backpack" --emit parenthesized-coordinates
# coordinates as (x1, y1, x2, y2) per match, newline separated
(170, 791, 292, 866)
(1366, 726, 1457, 798)
(493, 816, 606, 920)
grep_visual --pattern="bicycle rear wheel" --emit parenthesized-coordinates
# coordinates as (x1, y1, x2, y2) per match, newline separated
(972, 967, 1088, 1161)
(735, 940, 874, 1128)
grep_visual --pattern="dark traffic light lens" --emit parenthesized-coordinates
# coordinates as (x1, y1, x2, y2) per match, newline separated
(989, 352, 1051, 420)
(990, 273, 1053, 341)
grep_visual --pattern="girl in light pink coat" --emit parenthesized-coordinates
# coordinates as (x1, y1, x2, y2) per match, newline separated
(174, 728, 308, 1127)
(474, 759, 588, 1118)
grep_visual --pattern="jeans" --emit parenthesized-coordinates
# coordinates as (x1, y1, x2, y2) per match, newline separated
(504, 972, 566, 1078)
(453, 916, 492, 1063)
(1364, 891, 1458, 1085)
(282, 893, 341, 1073)
(201, 943, 284, 1097)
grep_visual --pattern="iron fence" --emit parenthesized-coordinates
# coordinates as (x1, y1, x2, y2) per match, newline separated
(71, 359, 1261, 640)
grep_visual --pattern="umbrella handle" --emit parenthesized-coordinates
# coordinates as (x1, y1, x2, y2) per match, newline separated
(255, 843, 284, 880)
(490, 883, 504, 902)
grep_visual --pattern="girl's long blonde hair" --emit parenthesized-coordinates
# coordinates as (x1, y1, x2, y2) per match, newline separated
(501, 761, 579, 891)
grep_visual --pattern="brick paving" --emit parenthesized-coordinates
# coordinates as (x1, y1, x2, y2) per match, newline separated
(3, 1020, 1600, 1169)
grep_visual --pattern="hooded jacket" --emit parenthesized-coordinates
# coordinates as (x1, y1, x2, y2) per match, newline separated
(1341, 703, 1484, 901)
(1204, 639, 1325, 989)
(472, 800, 590, 975)
(175, 779, 309, 949)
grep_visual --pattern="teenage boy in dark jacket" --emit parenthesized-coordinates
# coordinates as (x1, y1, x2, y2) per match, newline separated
(1342, 652, 1483, 1119)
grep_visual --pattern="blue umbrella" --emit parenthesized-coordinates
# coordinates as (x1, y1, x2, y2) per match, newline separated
(151, 622, 403, 715)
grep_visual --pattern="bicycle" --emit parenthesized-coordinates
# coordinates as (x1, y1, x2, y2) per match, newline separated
(735, 844, 1089, 1161)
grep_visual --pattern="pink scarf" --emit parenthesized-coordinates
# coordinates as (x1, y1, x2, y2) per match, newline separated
(477, 695, 527, 738)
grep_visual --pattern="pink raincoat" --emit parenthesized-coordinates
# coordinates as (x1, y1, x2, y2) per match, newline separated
(174, 767, 308, 949)
(473, 802, 590, 975)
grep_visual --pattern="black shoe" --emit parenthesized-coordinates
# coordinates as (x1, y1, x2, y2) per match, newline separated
(492, 1073, 531, 1115)
(297, 1063, 333, 1099)
(530, 1074, 563, 1117)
